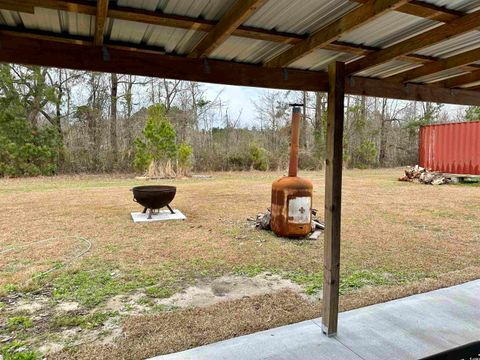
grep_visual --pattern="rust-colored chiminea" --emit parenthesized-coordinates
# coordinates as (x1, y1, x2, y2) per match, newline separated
(271, 104, 313, 238)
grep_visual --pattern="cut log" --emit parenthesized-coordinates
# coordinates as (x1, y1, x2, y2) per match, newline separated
(309, 230, 322, 241)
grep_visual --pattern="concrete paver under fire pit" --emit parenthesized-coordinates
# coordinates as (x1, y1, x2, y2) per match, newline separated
(152, 280, 480, 360)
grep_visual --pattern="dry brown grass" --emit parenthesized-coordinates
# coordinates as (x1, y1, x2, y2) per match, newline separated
(1, 169, 479, 358)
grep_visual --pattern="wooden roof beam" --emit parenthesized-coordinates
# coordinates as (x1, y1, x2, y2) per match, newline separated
(5, 0, 463, 25)
(0, 31, 329, 91)
(1, 2, 454, 61)
(0, 0, 34, 13)
(263, 0, 411, 68)
(94, 0, 108, 46)
(355, 0, 462, 22)
(188, 0, 268, 58)
(398, 1, 462, 22)
(1, 32, 480, 106)
(346, 9, 480, 75)
(345, 75, 480, 105)
(0, 1, 467, 50)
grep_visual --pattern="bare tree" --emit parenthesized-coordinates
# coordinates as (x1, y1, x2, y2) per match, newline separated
(110, 73, 118, 166)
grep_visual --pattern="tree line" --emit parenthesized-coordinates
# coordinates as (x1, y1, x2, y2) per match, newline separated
(0, 64, 477, 177)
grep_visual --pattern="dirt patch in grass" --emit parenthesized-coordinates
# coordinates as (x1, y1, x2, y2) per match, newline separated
(157, 272, 304, 308)
(53, 290, 319, 360)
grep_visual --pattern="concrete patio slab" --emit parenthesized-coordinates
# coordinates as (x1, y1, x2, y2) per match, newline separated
(131, 209, 186, 223)
(152, 279, 480, 360)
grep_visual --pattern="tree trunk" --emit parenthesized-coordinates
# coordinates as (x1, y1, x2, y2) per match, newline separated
(110, 73, 118, 167)
(379, 99, 388, 167)
(314, 92, 324, 168)
(301, 91, 307, 149)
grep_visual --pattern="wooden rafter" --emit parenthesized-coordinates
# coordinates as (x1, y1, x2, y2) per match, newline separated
(0, 0, 468, 53)
(188, 0, 268, 58)
(325, 43, 480, 73)
(6, 0, 461, 24)
(346, 10, 480, 75)
(94, 0, 109, 46)
(345, 76, 480, 105)
(327, 41, 437, 65)
(398, 0, 462, 22)
(0, 0, 34, 13)
(355, 0, 462, 22)
(0, 31, 480, 106)
(264, 0, 410, 68)
(386, 47, 480, 83)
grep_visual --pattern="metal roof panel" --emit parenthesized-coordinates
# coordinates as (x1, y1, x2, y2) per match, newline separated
(414, 31, 480, 58)
(244, 0, 358, 34)
(210, 36, 290, 63)
(19, 8, 61, 33)
(339, 11, 441, 48)
(289, 49, 357, 71)
(356, 59, 420, 78)
(412, 68, 469, 83)
(147, 25, 206, 54)
(0, 10, 21, 26)
(117, 0, 236, 20)
(420, 0, 480, 13)
(60, 11, 93, 37)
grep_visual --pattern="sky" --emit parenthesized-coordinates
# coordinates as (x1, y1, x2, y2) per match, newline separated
(201, 83, 469, 128)
(203, 83, 267, 128)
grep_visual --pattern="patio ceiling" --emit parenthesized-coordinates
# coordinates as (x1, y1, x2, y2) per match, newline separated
(0, 0, 480, 104)
(0, 0, 480, 105)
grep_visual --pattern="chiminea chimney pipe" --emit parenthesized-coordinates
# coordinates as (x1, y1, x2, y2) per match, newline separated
(288, 105, 302, 177)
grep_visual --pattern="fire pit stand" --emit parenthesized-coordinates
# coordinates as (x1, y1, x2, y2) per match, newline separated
(141, 204, 175, 219)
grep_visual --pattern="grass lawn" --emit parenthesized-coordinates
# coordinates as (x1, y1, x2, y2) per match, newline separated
(1, 169, 479, 359)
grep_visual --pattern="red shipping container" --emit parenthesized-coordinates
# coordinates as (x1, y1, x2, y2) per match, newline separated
(419, 121, 480, 175)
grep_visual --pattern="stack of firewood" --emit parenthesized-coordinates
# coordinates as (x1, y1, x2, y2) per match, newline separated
(399, 165, 451, 185)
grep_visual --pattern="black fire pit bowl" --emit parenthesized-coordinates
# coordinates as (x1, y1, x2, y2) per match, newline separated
(131, 185, 176, 218)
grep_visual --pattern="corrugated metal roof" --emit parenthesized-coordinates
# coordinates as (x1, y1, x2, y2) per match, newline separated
(116, 0, 236, 20)
(244, 0, 358, 34)
(116, 0, 162, 12)
(109, 19, 147, 44)
(289, 49, 357, 71)
(421, 0, 480, 13)
(60, 11, 93, 37)
(356, 59, 420, 78)
(460, 80, 480, 88)
(0, 10, 21, 27)
(412, 68, 469, 83)
(210, 36, 289, 63)
(339, 11, 441, 48)
(159, 0, 236, 21)
(415, 31, 480, 58)
(0, 0, 479, 88)
(19, 8, 62, 33)
(148, 27, 205, 55)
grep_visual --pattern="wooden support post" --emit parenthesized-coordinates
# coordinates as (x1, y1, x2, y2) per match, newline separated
(322, 61, 345, 337)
